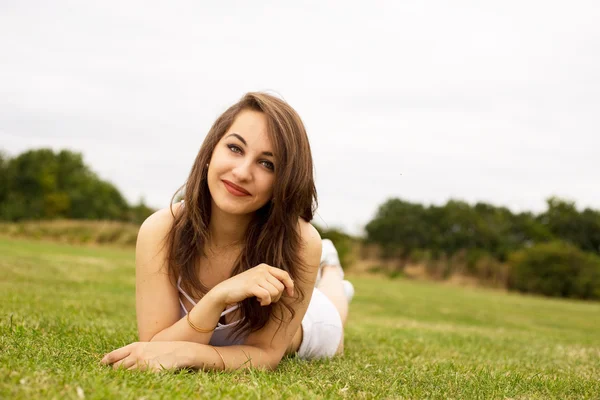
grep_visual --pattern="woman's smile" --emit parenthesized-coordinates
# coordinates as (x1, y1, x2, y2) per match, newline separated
(222, 180, 251, 197)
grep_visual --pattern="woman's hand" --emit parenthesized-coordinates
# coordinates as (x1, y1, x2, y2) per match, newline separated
(100, 341, 193, 372)
(211, 263, 295, 307)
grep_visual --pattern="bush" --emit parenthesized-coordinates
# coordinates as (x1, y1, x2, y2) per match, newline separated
(508, 241, 600, 300)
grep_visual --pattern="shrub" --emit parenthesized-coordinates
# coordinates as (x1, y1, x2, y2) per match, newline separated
(508, 241, 600, 300)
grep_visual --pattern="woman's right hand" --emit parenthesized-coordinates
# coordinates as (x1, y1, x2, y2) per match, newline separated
(210, 263, 295, 307)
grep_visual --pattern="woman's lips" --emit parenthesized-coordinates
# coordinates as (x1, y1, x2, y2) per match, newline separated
(222, 180, 251, 196)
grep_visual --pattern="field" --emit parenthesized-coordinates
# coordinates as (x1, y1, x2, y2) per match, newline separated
(1, 237, 599, 399)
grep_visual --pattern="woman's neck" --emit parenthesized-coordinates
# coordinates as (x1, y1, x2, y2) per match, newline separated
(207, 200, 253, 250)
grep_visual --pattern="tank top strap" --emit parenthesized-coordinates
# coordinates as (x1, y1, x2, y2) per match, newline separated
(177, 275, 198, 306)
(221, 304, 239, 316)
(177, 276, 239, 320)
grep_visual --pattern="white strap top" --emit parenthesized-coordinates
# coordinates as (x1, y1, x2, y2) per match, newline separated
(177, 276, 241, 330)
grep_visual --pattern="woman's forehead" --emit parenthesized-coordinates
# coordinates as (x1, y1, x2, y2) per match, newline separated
(225, 110, 274, 152)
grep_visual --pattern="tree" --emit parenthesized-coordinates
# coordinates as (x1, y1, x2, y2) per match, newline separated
(365, 198, 429, 261)
(0, 148, 150, 222)
(539, 197, 600, 255)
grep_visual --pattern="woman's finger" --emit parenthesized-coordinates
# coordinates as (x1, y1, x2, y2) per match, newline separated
(259, 281, 280, 304)
(113, 356, 137, 370)
(266, 274, 285, 298)
(128, 359, 152, 371)
(252, 285, 272, 306)
(101, 343, 135, 365)
(127, 363, 139, 371)
(268, 267, 294, 296)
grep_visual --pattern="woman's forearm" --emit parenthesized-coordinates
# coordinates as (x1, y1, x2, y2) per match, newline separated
(188, 343, 281, 371)
(150, 289, 226, 344)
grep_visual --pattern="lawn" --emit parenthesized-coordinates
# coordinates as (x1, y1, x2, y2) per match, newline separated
(0, 237, 599, 399)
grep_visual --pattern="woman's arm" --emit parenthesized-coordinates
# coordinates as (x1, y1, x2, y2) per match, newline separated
(102, 340, 282, 371)
(135, 204, 224, 344)
(103, 221, 322, 372)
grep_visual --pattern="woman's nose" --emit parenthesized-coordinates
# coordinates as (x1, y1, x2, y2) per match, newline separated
(232, 160, 252, 181)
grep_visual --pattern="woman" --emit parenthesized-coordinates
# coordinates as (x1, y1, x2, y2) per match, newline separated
(101, 92, 353, 372)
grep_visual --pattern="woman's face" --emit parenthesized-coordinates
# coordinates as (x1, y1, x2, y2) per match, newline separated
(207, 109, 276, 216)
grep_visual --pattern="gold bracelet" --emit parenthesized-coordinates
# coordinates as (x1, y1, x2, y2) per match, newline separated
(186, 312, 215, 333)
(211, 346, 226, 369)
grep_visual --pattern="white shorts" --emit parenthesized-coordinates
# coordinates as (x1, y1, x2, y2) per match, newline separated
(297, 287, 343, 360)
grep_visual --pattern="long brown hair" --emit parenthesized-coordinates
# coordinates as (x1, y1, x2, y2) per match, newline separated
(166, 92, 317, 338)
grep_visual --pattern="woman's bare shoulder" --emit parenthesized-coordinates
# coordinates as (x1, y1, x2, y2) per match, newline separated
(297, 217, 320, 241)
(138, 202, 184, 244)
(296, 218, 322, 266)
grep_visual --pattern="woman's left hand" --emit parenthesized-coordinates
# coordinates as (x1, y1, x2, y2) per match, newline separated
(100, 341, 194, 372)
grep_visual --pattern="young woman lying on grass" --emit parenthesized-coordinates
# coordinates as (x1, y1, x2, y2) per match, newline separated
(101, 92, 354, 372)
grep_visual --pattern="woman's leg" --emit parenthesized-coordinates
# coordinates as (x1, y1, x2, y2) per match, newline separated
(316, 266, 348, 326)
(316, 265, 349, 355)
(285, 267, 349, 356)
(288, 240, 352, 357)
(317, 239, 350, 326)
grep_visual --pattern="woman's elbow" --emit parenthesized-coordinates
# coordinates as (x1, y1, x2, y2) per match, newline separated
(259, 347, 286, 371)
(255, 358, 281, 371)
(265, 355, 283, 371)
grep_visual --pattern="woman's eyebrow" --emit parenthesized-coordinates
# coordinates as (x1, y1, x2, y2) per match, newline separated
(226, 133, 274, 157)
(227, 133, 247, 146)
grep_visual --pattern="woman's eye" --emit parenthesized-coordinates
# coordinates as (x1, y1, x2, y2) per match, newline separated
(260, 161, 275, 171)
(227, 144, 273, 170)
(227, 144, 242, 154)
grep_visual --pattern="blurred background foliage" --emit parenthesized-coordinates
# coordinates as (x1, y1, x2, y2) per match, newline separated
(2, 148, 600, 300)
(365, 197, 600, 299)
(0, 148, 153, 224)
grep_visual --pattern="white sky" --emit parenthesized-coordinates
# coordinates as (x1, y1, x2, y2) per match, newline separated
(1, 1, 599, 234)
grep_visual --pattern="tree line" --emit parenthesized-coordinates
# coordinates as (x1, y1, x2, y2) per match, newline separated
(0, 149, 153, 224)
(365, 197, 600, 300)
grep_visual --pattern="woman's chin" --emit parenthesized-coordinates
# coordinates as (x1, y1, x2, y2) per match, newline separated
(213, 198, 256, 216)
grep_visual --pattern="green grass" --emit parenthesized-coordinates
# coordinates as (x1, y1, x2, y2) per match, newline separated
(1, 237, 599, 399)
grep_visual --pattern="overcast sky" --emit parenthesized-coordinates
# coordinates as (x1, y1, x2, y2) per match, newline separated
(1, 1, 599, 234)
